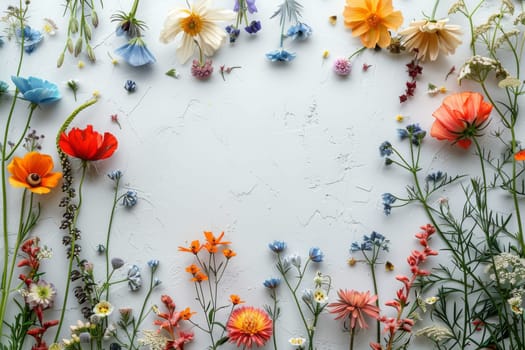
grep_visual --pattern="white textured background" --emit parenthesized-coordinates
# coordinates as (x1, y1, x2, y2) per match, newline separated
(0, 0, 509, 348)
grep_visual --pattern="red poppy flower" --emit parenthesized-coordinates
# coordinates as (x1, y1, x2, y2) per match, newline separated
(515, 150, 525, 161)
(58, 125, 118, 161)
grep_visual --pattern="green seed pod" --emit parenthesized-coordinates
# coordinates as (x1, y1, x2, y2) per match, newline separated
(84, 23, 92, 41)
(66, 37, 74, 53)
(91, 11, 99, 27)
(86, 45, 96, 62)
(74, 37, 83, 57)
(57, 52, 65, 68)
(69, 17, 79, 34)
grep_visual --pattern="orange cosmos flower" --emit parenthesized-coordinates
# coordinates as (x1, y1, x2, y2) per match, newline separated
(230, 294, 244, 305)
(328, 289, 380, 329)
(204, 231, 231, 246)
(430, 92, 493, 149)
(58, 124, 118, 161)
(7, 152, 62, 194)
(178, 240, 203, 254)
(227, 306, 272, 348)
(343, 0, 403, 48)
(180, 307, 196, 320)
(223, 248, 236, 259)
(191, 271, 208, 282)
(515, 150, 525, 161)
(185, 264, 200, 275)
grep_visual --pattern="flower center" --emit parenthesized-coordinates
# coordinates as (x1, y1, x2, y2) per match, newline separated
(26, 173, 42, 187)
(36, 286, 50, 299)
(241, 315, 260, 334)
(367, 14, 380, 27)
(181, 13, 203, 36)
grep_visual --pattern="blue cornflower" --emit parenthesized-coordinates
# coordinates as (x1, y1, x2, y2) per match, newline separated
(0, 81, 8, 95)
(16, 26, 43, 53)
(225, 25, 241, 43)
(147, 259, 159, 269)
(127, 265, 142, 291)
(268, 240, 286, 253)
(124, 80, 136, 92)
(309, 247, 324, 262)
(122, 190, 138, 207)
(381, 193, 397, 216)
(426, 171, 445, 182)
(287, 23, 313, 41)
(108, 170, 123, 181)
(234, 0, 257, 13)
(379, 141, 393, 157)
(245, 20, 262, 34)
(263, 278, 281, 289)
(115, 37, 156, 67)
(266, 49, 296, 62)
(11, 76, 61, 105)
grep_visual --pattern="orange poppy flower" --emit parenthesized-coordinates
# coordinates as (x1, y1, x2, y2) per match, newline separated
(204, 231, 231, 247)
(58, 124, 118, 161)
(430, 92, 493, 149)
(178, 240, 203, 254)
(185, 264, 200, 275)
(515, 150, 525, 161)
(227, 306, 272, 348)
(7, 152, 62, 194)
(180, 307, 196, 320)
(222, 248, 236, 259)
(343, 0, 403, 48)
(230, 294, 244, 305)
(191, 271, 208, 282)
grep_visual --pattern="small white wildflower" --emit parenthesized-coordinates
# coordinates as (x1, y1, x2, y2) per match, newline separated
(425, 296, 439, 305)
(138, 329, 170, 350)
(289, 336, 307, 347)
(498, 76, 522, 88)
(313, 288, 328, 304)
(448, 0, 466, 14)
(416, 325, 454, 342)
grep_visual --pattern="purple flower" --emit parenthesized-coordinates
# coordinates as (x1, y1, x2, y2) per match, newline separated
(333, 58, 351, 76)
(226, 25, 241, 43)
(191, 59, 214, 80)
(234, 0, 257, 13)
(245, 20, 261, 34)
(266, 49, 296, 62)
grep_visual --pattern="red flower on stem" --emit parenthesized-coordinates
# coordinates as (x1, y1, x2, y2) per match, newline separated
(58, 124, 118, 161)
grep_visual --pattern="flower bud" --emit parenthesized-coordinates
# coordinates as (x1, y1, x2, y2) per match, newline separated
(86, 44, 96, 62)
(57, 52, 65, 68)
(69, 18, 79, 33)
(66, 37, 74, 53)
(84, 23, 92, 41)
(91, 10, 99, 27)
(74, 38, 83, 57)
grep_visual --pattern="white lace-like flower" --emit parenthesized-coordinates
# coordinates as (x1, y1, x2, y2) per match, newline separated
(159, 0, 235, 64)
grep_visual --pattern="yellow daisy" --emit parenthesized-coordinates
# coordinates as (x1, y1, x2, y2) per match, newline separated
(159, 0, 235, 64)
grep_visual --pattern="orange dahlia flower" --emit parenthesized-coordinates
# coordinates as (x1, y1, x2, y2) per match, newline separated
(343, 0, 403, 48)
(328, 289, 380, 329)
(430, 92, 493, 149)
(227, 306, 272, 348)
(7, 152, 62, 194)
(58, 125, 118, 161)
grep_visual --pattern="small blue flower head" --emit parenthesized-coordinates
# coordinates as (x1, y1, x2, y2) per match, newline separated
(309, 247, 324, 262)
(115, 37, 156, 67)
(379, 141, 393, 157)
(108, 170, 123, 181)
(16, 26, 43, 53)
(225, 25, 241, 43)
(381, 193, 397, 216)
(268, 240, 287, 253)
(0, 81, 8, 96)
(367, 231, 390, 251)
(127, 264, 142, 291)
(263, 278, 281, 289)
(124, 80, 136, 92)
(244, 20, 262, 34)
(426, 171, 445, 183)
(147, 259, 160, 270)
(234, 0, 257, 13)
(11, 76, 61, 105)
(398, 124, 426, 145)
(350, 240, 372, 252)
(266, 49, 296, 62)
(122, 190, 138, 207)
(287, 23, 313, 41)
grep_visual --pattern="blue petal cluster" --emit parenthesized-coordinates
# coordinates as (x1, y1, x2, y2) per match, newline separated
(245, 20, 262, 34)
(309, 247, 324, 262)
(381, 193, 397, 216)
(268, 240, 287, 253)
(351, 231, 389, 252)
(11, 76, 61, 105)
(115, 38, 156, 67)
(263, 278, 281, 289)
(266, 49, 296, 62)
(397, 123, 426, 145)
(287, 23, 312, 41)
(16, 26, 43, 53)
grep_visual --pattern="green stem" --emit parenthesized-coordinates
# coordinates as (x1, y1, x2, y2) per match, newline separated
(130, 0, 140, 17)
(53, 162, 87, 342)
(128, 273, 155, 349)
(349, 327, 355, 350)
(369, 258, 380, 344)
(430, 0, 440, 21)
(105, 177, 122, 301)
